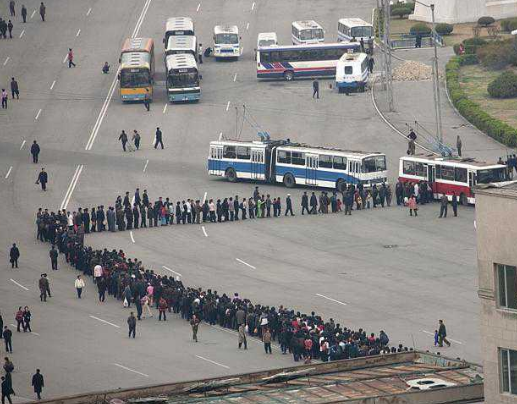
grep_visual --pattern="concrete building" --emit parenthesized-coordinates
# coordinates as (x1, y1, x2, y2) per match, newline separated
(410, 0, 517, 24)
(476, 182, 517, 403)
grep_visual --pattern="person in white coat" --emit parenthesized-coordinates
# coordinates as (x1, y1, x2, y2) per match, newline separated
(75, 275, 85, 298)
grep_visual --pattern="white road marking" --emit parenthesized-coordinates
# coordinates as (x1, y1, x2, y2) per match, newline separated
(20, 140, 26, 149)
(203, 191, 207, 203)
(30, 332, 40, 336)
(210, 324, 281, 350)
(162, 266, 182, 277)
(5, 166, 13, 179)
(251, 2, 255, 10)
(143, 159, 149, 172)
(316, 293, 347, 306)
(130, 231, 135, 243)
(30, 9, 36, 18)
(50, 80, 56, 90)
(113, 363, 149, 377)
(10, 279, 29, 291)
(236, 258, 256, 270)
(34, 109, 42, 120)
(86, 7, 92, 16)
(202, 226, 208, 237)
(226, 101, 231, 111)
(60, 165, 84, 210)
(246, 22, 249, 30)
(3, 57, 10, 66)
(86, 0, 151, 151)
(76, 29, 81, 37)
(163, 103, 168, 114)
(196, 355, 230, 369)
(421, 330, 463, 345)
(218, 132, 223, 140)
(196, 3, 201, 11)
(233, 73, 238, 82)
(89, 315, 120, 328)
(63, 54, 68, 64)
(19, 30, 25, 38)
(131, 195, 135, 205)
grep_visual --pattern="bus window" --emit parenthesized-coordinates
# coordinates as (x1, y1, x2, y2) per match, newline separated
(291, 152, 305, 165)
(319, 155, 332, 168)
(477, 167, 507, 183)
(455, 167, 468, 183)
(333, 156, 347, 170)
(223, 146, 236, 159)
(120, 69, 150, 87)
(438, 165, 455, 181)
(344, 66, 353, 75)
(278, 150, 291, 164)
(364, 156, 386, 173)
(403, 160, 415, 175)
(415, 162, 426, 177)
(236, 146, 251, 160)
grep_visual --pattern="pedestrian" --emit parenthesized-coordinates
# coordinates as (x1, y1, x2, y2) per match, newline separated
(67, 48, 76, 68)
(312, 79, 319, 99)
(451, 192, 458, 217)
(190, 315, 199, 342)
(9, 1, 15, 16)
(1, 376, 14, 404)
(39, 2, 45, 21)
(49, 245, 58, 270)
(22, 307, 31, 333)
(368, 56, 374, 73)
(408, 194, 418, 216)
(407, 129, 417, 155)
(132, 130, 141, 150)
(9, 244, 19, 268)
(30, 141, 40, 163)
(1, 89, 7, 109)
(198, 43, 203, 64)
(158, 297, 168, 321)
(263, 328, 272, 354)
(21, 5, 27, 23)
(437, 319, 451, 347)
(238, 323, 247, 349)
(285, 194, 294, 216)
(0, 312, 3, 338)
(3, 358, 14, 374)
(439, 194, 448, 218)
(14, 308, 23, 332)
(301, 191, 309, 215)
(118, 130, 128, 151)
(143, 89, 151, 111)
(456, 135, 462, 157)
(38, 274, 49, 302)
(7, 20, 13, 38)
(154, 127, 164, 149)
(127, 312, 136, 338)
(3, 327, 12, 353)
(102, 62, 110, 74)
(31, 369, 44, 400)
(74, 275, 85, 298)
(36, 168, 48, 191)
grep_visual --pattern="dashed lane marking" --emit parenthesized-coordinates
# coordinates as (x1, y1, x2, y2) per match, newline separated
(236, 258, 256, 270)
(19, 30, 25, 38)
(113, 363, 149, 377)
(89, 315, 120, 328)
(195, 355, 230, 369)
(163, 103, 167, 114)
(251, 2, 255, 10)
(143, 159, 149, 172)
(34, 109, 42, 120)
(10, 279, 29, 291)
(202, 226, 208, 237)
(76, 29, 81, 37)
(196, 3, 201, 11)
(162, 266, 182, 277)
(5, 166, 12, 179)
(316, 293, 347, 306)
(20, 140, 26, 149)
(3, 57, 10, 66)
(50, 80, 56, 90)
(130, 231, 135, 243)
(226, 101, 231, 111)
(30, 9, 36, 18)
(246, 22, 249, 30)
(233, 73, 237, 82)
(86, 7, 92, 16)
(421, 330, 463, 345)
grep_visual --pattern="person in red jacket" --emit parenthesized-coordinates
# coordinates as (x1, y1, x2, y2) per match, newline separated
(158, 297, 168, 321)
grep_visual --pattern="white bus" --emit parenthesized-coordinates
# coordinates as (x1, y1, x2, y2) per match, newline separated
(165, 35, 198, 60)
(256, 42, 360, 81)
(165, 54, 200, 102)
(163, 17, 195, 46)
(292, 20, 325, 45)
(213, 25, 241, 59)
(208, 139, 388, 192)
(257, 32, 278, 48)
(337, 18, 374, 43)
(335, 52, 369, 93)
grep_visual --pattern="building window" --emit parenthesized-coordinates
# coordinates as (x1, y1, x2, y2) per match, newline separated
(499, 348, 517, 394)
(497, 264, 517, 310)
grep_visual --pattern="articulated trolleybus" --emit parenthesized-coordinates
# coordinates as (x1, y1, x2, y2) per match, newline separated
(399, 154, 509, 204)
(208, 139, 388, 192)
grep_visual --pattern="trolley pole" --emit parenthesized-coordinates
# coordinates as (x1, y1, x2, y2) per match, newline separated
(430, 4, 443, 145)
(383, 0, 394, 111)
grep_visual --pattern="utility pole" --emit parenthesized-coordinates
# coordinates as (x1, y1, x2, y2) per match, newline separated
(382, 0, 394, 111)
(376, 0, 386, 89)
(430, 4, 443, 145)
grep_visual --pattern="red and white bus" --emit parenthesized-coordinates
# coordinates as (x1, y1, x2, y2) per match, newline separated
(399, 155, 509, 204)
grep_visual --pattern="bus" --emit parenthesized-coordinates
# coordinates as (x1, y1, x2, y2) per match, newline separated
(165, 35, 198, 60)
(256, 42, 360, 81)
(165, 54, 200, 102)
(291, 20, 325, 45)
(335, 52, 369, 92)
(208, 139, 388, 192)
(257, 32, 278, 48)
(163, 17, 195, 46)
(399, 155, 510, 204)
(337, 18, 374, 43)
(213, 25, 241, 59)
(118, 38, 155, 101)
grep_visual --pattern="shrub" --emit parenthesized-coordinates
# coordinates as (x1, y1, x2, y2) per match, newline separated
(477, 40, 517, 70)
(410, 23, 431, 35)
(462, 37, 488, 54)
(488, 71, 517, 98)
(391, 6, 411, 18)
(458, 54, 479, 66)
(435, 23, 453, 35)
(446, 56, 517, 147)
(501, 18, 517, 32)
(478, 16, 496, 27)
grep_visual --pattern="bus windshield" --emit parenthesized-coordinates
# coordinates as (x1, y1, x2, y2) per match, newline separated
(300, 29, 324, 40)
(363, 156, 387, 173)
(168, 71, 199, 88)
(351, 26, 373, 38)
(120, 69, 150, 87)
(215, 33, 238, 44)
(476, 167, 507, 184)
(259, 39, 276, 47)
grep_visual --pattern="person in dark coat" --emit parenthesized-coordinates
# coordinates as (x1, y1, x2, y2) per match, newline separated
(10, 78, 19, 100)
(107, 207, 116, 232)
(451, 192, 458, 217)
(301, 192, 309, 215)
(31, 369, 44, 400)
(1, 375, 14, 404)
(9, 244, 20, 268)
(36, 168, 48, 191)
(49, 245, 58, 270)
(309, 192, 318, 214)
(21, 5, 27, 23)
(132, 204, 139, 229)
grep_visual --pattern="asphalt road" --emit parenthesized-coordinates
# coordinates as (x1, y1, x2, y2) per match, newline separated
(0, 0, 495, 400)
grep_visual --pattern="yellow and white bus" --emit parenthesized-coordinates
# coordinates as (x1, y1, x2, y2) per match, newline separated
(118, 38, 155, 102)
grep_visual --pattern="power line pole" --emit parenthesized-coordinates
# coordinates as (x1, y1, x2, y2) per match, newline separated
(383, 0, 394, 111)
(430, 4, 443, 145)
(376, 0, 385, 89)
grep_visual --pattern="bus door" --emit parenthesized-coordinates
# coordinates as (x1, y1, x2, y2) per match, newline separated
(468, 171, 475, 197)
(306, 155, 318, 185)
(251, 149, 264, 179)
(210, 147, 223, 174)
(427, 164, 436, 194)
(349, 160, 360, 183)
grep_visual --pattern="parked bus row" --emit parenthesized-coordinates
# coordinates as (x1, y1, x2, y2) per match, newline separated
(290, 18, 373, 45)
(207, 139, 511, 204)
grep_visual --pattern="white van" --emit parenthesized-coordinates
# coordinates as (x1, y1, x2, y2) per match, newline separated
(335, 52, 369, 93)
(291, 20, 324, 45)
(213, 25, 241, 59)
(257, 32, 278, 48)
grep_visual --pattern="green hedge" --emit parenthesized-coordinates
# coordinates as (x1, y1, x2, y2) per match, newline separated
(446, 56, 517, 147)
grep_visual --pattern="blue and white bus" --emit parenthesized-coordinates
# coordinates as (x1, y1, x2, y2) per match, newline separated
(256, 42, 360, 81)
(208, 139, 388, 192)
(335, 52, 369, 92)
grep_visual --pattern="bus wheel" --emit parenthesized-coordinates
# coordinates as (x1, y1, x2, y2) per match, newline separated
(226, 168, 237, 182)
(336, 179, 347, 193)
(283, 173, 296, 188)
(284, 71, 294, 81)
(460, 193, 468, 205)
